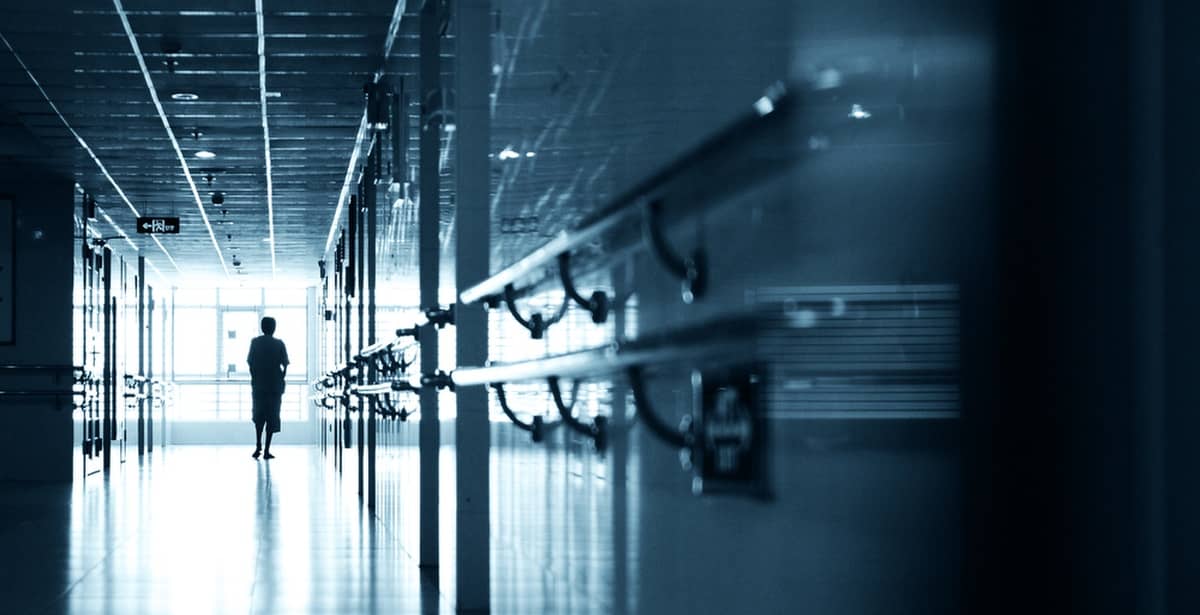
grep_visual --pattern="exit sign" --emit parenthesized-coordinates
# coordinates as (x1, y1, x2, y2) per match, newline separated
(137, 216, 180, 234)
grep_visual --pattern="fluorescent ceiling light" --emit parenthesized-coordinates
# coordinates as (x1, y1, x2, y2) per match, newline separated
(498, 147, 519, 160)
(195, 150, 216, 159)
(525, 151, 536, 158)
(171, 92, 199, 101)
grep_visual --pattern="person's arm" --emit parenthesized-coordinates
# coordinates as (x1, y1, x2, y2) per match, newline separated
(246, 339, 256, 378)
(280, 342, 289, 379)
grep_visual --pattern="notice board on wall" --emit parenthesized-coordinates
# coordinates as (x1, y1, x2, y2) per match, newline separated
(0, 198, 12, 344)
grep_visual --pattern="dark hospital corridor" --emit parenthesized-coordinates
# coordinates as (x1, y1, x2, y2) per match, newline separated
(2, 0, 1200, 614)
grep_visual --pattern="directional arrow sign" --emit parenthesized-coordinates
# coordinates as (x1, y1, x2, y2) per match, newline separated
(136, 216, 180, 234)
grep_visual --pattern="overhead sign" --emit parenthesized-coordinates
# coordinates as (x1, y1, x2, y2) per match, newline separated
(137, 216, 180, 234)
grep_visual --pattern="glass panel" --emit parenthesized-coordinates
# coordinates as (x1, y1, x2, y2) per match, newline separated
(264, 287, 306, 306)
(218, 287, 262, 307)
(174, 383, 218, 420)
(172, 382, 308, 422)
(222, 310, 261, 379)
(174, 308, 217, 376)
(174, 287, 214, 306)
(269, 308, 306, 376)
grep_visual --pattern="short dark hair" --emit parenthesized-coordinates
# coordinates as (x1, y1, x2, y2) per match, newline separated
(261, 317, 277, 335)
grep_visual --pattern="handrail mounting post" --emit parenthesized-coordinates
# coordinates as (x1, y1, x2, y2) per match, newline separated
(643, 199, 706, 304)
(548, 376, 606, 451)
(557, 251, 609, 324)
(503, 283, 568, 339)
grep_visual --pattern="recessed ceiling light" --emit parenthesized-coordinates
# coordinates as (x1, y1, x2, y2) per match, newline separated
(753, 96, 775, 116)
(848, 103, 871, 120)
(195, 150, 216, 159)
(171, 92, 200, 101)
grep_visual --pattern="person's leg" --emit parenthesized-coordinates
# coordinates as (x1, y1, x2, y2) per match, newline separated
(253, 421, 263, 458)
(263, 394, 280, 459)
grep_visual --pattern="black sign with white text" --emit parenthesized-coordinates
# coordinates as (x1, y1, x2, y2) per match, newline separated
(136, 217, 180, 234)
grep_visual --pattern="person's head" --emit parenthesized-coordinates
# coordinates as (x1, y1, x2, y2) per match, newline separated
(261, 317, 277, 336)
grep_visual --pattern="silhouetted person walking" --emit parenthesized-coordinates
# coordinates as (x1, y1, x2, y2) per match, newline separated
(248, 316, 289, 460)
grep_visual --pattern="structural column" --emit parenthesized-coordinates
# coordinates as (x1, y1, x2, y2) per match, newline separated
(610, 260, 631, 615)
(146, 285, 154, 453)
(454, 0, 491, 610)
(366, 135, 379, 510)
(357, 182, 366, 497)
(136, 256, 145, 456)
(417, 0, 443, 570)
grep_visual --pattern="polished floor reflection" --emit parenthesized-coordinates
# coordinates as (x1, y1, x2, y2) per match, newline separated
(0, 446, 445, 615)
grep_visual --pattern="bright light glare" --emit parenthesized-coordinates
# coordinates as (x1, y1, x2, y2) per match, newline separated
(753, 96, 775, 116)
(849, 104, 871, 120)
(525, 151, 536, 158)
(498, 147, 520, 160)
(194, 150, 216, 159)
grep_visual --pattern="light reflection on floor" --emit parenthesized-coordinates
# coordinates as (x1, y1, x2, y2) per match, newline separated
(0, 445, 446, 615)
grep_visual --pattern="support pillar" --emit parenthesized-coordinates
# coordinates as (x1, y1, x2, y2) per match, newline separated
(454, 0, 491, 610)
(610, 260, 632, 615)
(146, 285, 154, 453)
(367, 134, 380, 510)
(357, 181, 366, 498)
(136, 256, 145, 456)
(418, 0, 444, 570)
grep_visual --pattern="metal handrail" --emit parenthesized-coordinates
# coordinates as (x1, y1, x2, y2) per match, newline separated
(351, 383, 395, 396)
(0, 389, 82, 397)
(458, 82, 799, 306)
(355, 337, 399, 361)
(450, 313, 759, 387)
(0, 364, 82, 371)
(354, 337, 418, 365)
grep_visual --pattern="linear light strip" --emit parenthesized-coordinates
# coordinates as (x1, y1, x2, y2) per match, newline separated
(98, 207, 138, 252)
(256, 0, 277, 277)
(112, 0, 229, 277)
(324, 114, 368, 255)
(144, 257, 164, 279)
(323, 0, 408, 256)
(0, 31, 179, 269)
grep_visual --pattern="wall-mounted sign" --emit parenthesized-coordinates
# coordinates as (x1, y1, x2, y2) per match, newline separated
(136, 216, 180, 234)
(0, 197, 12, 344)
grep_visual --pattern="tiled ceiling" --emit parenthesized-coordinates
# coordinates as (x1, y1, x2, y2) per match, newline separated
(0, 0, 416, 284)
(1, 0, 806, 294)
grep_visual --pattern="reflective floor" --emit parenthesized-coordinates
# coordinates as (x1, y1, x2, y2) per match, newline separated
(0, 446, 446, 615)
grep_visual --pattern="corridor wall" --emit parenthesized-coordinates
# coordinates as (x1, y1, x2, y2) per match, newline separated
(0, 163, 77, 480)
(470, 0, 986, 613)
